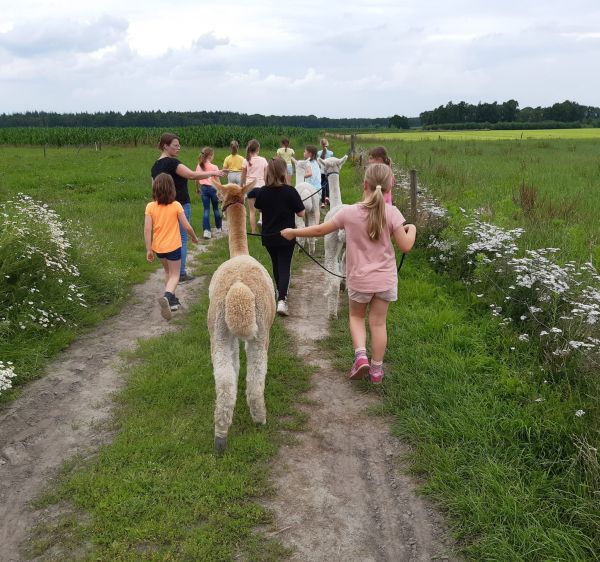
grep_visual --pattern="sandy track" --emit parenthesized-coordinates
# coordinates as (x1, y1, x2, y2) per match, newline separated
(0, 247, 207, 562)
(262, 264, 458, 561)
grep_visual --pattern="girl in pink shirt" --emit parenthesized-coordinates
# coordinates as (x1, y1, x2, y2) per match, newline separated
(241, 139, 268, 234)
(196, 147, 223, 239)
(368, 146, 395, 206)
(281, 163, 416, 383)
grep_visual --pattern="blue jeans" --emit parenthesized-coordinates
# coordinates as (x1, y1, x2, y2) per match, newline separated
(201, 186, 222, 232)
(179, 202, 191, 276)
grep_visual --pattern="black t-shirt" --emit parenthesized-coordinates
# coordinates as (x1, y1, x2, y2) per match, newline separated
(151, 157, 190, 205)
(254, 185, 304, 247)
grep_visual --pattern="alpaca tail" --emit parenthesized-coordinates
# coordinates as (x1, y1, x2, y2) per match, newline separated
(225, 281, 257, 340)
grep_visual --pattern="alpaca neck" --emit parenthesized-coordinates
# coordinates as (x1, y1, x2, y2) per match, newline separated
(226, 203, 248, 257)
(295, 168, 305, 184)
(328, 173, 342, 208)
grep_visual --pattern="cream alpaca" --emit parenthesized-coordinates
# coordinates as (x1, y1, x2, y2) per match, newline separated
(291, 158, 321, 256)
(207, 180, 276, 454)
(318, 155, 348, 318)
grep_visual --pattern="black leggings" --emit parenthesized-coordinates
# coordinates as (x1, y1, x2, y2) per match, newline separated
(321, 173, 330, 202)
(266, 244, 295, 300)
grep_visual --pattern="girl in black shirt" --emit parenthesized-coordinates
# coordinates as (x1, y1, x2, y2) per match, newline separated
(254, 157, 305, 316)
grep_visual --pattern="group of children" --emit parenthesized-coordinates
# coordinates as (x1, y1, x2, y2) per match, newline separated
(145, 134, 416, 383)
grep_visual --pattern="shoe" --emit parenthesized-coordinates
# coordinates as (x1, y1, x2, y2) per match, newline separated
(215, 227, 222, 234)
(276, 299, 289, 316)
(203, 229, 212, 239)
(369, 365, 384, 384)
(257, 220, 262, 228)
(179, 273, 195, 283)
(158, 296, 172, 321)
(349, 355, 370, 380)
(168, 294, 180, 312)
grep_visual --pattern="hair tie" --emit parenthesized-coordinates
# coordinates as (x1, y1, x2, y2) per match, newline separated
(375, 184, 382, 191)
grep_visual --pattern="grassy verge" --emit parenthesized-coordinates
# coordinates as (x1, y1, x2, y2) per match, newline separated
(324, 251, 599, 560)
(29, 234, 313, 561)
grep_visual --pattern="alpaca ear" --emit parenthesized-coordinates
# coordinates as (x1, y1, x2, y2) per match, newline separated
(339, 155, 348, 165)
(241, 180, 256, 195)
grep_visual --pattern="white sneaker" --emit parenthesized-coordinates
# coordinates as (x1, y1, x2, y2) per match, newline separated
(276, 299, 289, 316)
(216, 227, 222, 234)
(203, 229, 212, 239)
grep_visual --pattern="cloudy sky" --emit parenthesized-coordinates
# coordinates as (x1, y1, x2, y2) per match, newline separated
(1, 0, 599, 118)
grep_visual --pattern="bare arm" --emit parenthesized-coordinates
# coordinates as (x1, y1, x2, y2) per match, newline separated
(281, 219, 338, 240)
(296, 210, 305, 217)
(240, 167, 247, 186)
(176, 162, 225, 181)
(393, 224, 416, 253)
(178, 212, 199, 244)
(144, 215, 154, 262)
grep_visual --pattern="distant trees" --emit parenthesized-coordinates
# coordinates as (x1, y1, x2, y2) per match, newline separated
(0, 110, 391, 129)
(420, 99, 599, 127)
(388, 114, 410, 129)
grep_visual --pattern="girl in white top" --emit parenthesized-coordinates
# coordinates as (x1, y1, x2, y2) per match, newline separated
(241, 139, 268, 234)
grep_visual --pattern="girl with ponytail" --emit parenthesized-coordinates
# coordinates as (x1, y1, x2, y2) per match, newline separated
(241, 139, 268, 233)
(280, 163, 416, 384)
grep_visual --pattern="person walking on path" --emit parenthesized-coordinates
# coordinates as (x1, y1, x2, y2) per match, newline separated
(241, 139, 268, 234)
(302, 144, 321, 194)
(254, 157, 305, 316)
(281, 163, 416, 382)
(368, 146, 395, 206)
(318, 138, 333, 208)
(223, 140, 244, 185)
(144, 173, 200, 321)
(195, 147, 223, 239)
(151, 132, 225, 283)
(276, 137, 296, 184)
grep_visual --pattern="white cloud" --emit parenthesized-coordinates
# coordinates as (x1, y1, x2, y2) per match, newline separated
(1, 0, 599, 116)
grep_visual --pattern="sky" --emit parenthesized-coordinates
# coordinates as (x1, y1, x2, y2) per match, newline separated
(0, 0, 599, 118)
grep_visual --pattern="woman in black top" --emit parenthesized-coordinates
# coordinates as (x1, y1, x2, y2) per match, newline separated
(254, 157, 305, 316)
(151, 132, 225, 283)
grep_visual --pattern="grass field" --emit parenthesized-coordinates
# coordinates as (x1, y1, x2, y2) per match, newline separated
(352, 127, 600, 141)
(4, 137, 600, 560)
(356, 137, 600, 262)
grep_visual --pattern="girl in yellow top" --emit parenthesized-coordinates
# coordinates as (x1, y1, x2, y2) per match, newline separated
(144, 173, 199, 321)
(223, 140, 244, 185)
(276, 137, 295, 184)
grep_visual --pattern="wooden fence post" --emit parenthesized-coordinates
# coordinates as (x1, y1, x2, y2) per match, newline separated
(350, 134, 356, 158)
(410, 169, 418, 223)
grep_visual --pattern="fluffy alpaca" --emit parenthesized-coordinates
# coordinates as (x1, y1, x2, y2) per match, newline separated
(318, 155, 348, 318)
(291, 158, 321, 255)
(207, 180, 276, 454)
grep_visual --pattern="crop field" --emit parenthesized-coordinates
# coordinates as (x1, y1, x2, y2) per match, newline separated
(352, 127, 600, 141)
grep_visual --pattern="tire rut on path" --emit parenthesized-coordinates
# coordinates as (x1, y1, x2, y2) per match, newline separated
(262, 264, 458, 562)
(0, 246, 209, 562)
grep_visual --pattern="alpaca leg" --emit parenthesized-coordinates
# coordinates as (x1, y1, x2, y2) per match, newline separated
(244, 338, 268, 425)
(295, 214, 306, 249)
(212, 329, 239, 454)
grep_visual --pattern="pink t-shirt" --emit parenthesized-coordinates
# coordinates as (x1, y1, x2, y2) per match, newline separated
(242, 155, 268, 187)
(332, 203, 405, 292)
(196, 162, 220, 186)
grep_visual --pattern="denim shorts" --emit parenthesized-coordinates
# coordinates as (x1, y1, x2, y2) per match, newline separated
(348, 286, 398, 303)
(156, 247, 182, 261)
(286, 163, 293, 176)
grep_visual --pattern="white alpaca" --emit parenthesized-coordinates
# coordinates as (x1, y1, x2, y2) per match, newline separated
(291, 158, 321, 256)
(207, 180, 276, 455)
(319, 155, 348, 318)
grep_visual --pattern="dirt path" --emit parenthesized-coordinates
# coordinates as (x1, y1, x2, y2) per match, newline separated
(0, 246, 208, 562)
(262, 264, 458, 562)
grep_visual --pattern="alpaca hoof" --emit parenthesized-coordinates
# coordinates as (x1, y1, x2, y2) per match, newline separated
(214, 436, 228, 456)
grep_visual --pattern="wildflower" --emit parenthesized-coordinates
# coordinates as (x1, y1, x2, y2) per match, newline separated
(575, 409, 586, 417)
(518, 334, 529, 341)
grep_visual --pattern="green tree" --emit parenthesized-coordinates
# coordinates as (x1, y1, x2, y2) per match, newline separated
(389, 114, 410, 129)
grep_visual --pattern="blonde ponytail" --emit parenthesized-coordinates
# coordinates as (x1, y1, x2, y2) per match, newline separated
(363, 164, 393, 241)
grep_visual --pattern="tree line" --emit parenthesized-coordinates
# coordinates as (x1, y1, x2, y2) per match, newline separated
(420, 100, 600, 127)
(0, 110, 391, 129)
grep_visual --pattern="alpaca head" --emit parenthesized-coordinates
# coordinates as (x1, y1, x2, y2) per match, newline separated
(211, 179, 256, 211)
(291, 158, 311, 183)
(317, 155, 348, 175)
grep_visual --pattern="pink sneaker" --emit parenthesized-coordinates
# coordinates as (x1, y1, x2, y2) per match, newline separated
(349, 355, 370, 380)
(370, 366, 384, 384)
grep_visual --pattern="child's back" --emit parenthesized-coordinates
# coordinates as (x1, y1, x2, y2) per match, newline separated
(145, 200, 183, 253)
